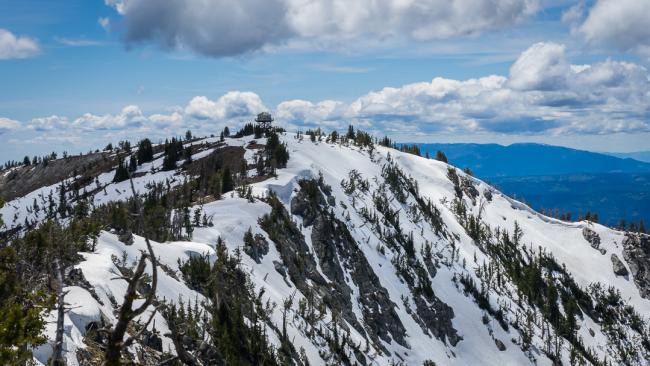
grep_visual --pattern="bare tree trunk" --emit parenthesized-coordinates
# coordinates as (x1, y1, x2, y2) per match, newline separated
(103, 178, 158, 365)
(50, 259, 67, 366)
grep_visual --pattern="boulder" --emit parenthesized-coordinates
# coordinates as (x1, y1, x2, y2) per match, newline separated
(622, 233, 650, 298)
(582, 227, 601, 249)
(611, 254, 628, 276)
(494, 338, 506, 351)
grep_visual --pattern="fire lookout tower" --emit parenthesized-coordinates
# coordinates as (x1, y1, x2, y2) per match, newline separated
(255, 112, 274, 131)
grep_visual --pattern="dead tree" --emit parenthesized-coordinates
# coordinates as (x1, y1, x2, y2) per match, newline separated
(103, 178, 158, 365)
(50, 259, 68, 366)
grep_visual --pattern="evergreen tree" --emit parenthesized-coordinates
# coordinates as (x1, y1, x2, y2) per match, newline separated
(222, 167, 233, 193)
(378, 136, 392, 147)
(137, 138, 154, 164)
(162, 138, 183, 171)
(435, 150, 448, 163)
(346, 125, 356, 140)
(128, 154, 137, 173)
(330, 130, 339, 143)
(113, 159, 130, 183)
(0, 247, 49, 364)
(23, 156, 30, 166)
(185, 130, 193, 141)
(223, 126, 230, 137)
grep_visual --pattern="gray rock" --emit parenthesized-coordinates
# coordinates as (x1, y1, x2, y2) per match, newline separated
(582, 227, 601, 249)
(622, 233, 650, 298)
(118, 229, 134, 245)
(272, 260, 286, 277)
(494, 338, 506, 351)
(611, 254, 628, 276)
(483, 189, 493, 202)
(142, 329, 163, 351)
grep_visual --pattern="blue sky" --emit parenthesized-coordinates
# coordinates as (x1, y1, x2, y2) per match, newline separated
(1, 0, 650, 162)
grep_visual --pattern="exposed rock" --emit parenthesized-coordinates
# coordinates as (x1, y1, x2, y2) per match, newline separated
(622, 233, 650, 298)
(413, 295, 461, 346)
(460, 176, 479, 203)
(611, 254, 628, 276)
(287, 178, 409, 353)
(582, 227, 601, 250)
(118, 229, 134, 246)
(495, 338, 506, 351)
(312, 213, 408, 350)
(483, 189, 493, 202)
(142, 329, 163, 352)
(272, 260, 286, 278)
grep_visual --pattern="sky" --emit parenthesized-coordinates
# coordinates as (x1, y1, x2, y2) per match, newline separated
(1, 0, 650, 162)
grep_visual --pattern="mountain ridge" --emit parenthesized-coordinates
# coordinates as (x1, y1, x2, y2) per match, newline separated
(1, 131, 649, 365)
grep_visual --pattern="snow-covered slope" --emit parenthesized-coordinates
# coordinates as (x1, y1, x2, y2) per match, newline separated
(2, 133, 649, 365)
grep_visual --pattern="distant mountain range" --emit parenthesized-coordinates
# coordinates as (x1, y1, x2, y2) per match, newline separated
(409, 143, 650, 226)
(605, 150, 650, 163)
(413, 143, 650, 177)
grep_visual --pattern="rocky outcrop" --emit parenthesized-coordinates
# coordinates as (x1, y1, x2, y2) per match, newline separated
(291, 178, 409, 351)
(582, 227, 601, 250)
(413, 295, 461, 346)
(610, 254, 628, 276)
(622, 233, 650, 298)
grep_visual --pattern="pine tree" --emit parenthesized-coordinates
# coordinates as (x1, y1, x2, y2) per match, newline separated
(112, 159, 130, 183)
(23, 156, 30, 166)
(435, 150, 448, 163)
(137, 138, 154, 164)
(222, 167, 233, 193)
(0, 247, 49, 364)
(128, 154, 137, 173)
(346, 125, 355, 140)
(162, 138, 182, 171)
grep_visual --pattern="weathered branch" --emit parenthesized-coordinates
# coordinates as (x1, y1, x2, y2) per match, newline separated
(103, 177, 159, 366)
(50, 259, 67, 366)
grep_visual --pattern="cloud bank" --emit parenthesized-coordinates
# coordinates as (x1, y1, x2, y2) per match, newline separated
(0, 29, 40, 59)
(105, 0, 538, 57)
(566, 0, 650, 61)
(4, 42, 649, 138)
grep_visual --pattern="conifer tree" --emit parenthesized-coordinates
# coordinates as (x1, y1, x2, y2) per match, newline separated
(346, 125, 356, 140)
(112, 159, 130, 183)
(136, 138, 154, 164)
(222, 167, 233, 193)
(435, 150, 448, 163)
(128, 154, 137, 173)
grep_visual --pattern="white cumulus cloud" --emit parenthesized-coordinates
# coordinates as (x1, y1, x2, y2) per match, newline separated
(0, 29, 40, 59)
(15, 42, 650, 138)
(576, 0, 650, 61)
(0, 117, 21, 134)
